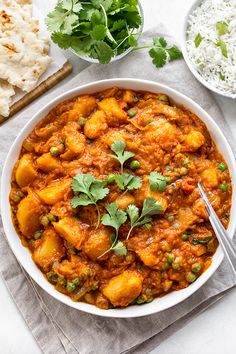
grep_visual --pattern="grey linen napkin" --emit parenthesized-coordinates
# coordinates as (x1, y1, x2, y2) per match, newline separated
(1, 27, 236, 354)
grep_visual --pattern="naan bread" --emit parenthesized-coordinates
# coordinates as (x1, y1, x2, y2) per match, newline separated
(0, 79, 15, 117)
(0, 0, 52, 93)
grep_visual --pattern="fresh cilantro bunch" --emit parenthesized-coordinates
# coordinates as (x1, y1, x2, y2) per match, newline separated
(45, 0, 142, 64)
(71, 173, 109, 228)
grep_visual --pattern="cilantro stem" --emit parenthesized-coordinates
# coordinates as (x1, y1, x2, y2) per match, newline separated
(98, 231, 118, 259)
(132, 45, 151, 51)
(95, 204, 101, 230)
(100, 4, 117, 45)
(127, 225, 135, 240)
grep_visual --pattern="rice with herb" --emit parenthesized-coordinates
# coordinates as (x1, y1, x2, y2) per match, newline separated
(186, 0, 236, 97)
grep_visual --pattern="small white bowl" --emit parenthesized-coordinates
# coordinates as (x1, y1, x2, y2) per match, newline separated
(181, 0, 236, 99)
(71, 1, 144, 63)
(1, 78, 236, 318)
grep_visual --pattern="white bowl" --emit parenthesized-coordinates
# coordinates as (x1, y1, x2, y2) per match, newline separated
(1, 78, 236, 318)
(181, 0, 236, 99)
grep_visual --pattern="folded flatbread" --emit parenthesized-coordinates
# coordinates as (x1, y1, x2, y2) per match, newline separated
(0, 79, 15, 117)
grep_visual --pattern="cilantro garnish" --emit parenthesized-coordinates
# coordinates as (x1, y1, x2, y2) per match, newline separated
(149, 172, 171, 192)
(108, 140, 135, 174)
(216, 39, 228, 58)
(148, 37, 183, 68)
(194, 33, 203, 48)
(71, 173, 109, 229)
(98, 203, 127, 257)
(114, 173, 142, 192)
(126, 198, 164, 239)
(216, 21, 228, 36)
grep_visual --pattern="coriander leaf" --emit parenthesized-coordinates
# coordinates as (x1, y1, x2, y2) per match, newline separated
(149, 172, 170, 192)
(71, 173, 109, 228)
(128, 35, 138, 47)
(108, 140, 135, 173)
(217, 39, 228, 58)
(102, 203, 127, 234)
(112, 241, 127, 256)
(126, 198, 163, 239)
(91, 0, 113, 11)
(127, 204, 139, 226)
(149, 47, 167, 68)
(140, 198, 164, 218)
(90, 9, 103, 24)
(216, 21, 228, 36)
(73, 1, 83, 13)
(60, 0, 73, 11)
(194, 33, 203, 48)
(91, 41, 114, 64)
(51, 32, 72, 49)
(110, 19, 126, 32)
(45, 8, 66, 32)
(153, 37, 167, 48)
(167, 45, 183, 61)
(80, 7, 99, 21)
(62, 13, 79, 34)
(90, 24, 107, 40)
(123, 12, 142, 28)
(114, 173, 142, 191)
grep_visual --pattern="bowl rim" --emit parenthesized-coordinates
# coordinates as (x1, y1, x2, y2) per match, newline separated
(1, 78, 236, 318)
(181, 0, 236, 100)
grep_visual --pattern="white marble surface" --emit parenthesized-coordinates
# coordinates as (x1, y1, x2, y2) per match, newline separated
(0, 0, 236, 353)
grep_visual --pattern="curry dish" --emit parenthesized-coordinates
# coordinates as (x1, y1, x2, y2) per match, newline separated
(10, 88, 232, 309)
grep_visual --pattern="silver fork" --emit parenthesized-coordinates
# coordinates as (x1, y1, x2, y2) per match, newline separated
(198, 182, 236, 278)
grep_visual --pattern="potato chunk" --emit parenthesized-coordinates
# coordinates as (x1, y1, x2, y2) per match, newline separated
(72, 95, 96, 118)
(15, 154, 37, 187)
(17, 191, 44, 237)
(84, 110, 108, 139)
(37, 178, 71, 205)
(116, 193, 135, 210)
(53, 217, 86, 250)
(64, 122, 86, 155)
(102, 271, 142, 307)
(200, 168, 219, 188)
(98, 97, 127, 125)
(184, 129, 205, 151)
(83, 227, 111, 261)
(33, 229, 65, 270)
(37, 153, 61, 172)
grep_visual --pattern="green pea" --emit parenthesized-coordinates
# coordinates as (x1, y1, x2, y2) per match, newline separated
(182, 234, 189, 241)
(183, 158, 190, 166)
(67, 283, 76, 293)
(40, 215, 50, 227)
(166, 166, 172, 172)
(91, 284, 98, 291)
(47, 273, 57, 282)
(107, 173, 116, 183)
(47, 213, 57, 222)
(78, 117, 86, 126)
(192, 263, 201, 273)
(172, 262, 180, 270)
(167, 253, 174, 264)
(136, 296, 145, 304)
(217, 162, 226, 172)
(144, 223, 152, 230)
(34, 230, 43, 240)
(127, 109, 136, 118)
(159, 94, 168, 102)
(186, 272, 197, 283)
(146, 297, 153, 303)
(167, 215, 174, 222)
(73, 277, 81, 285)
(50, 146, 59, 156)
(130, 160, 140, 170)
(220, 183, 228, 192)
(57, 277, 64, 283)
(163, 262, 170, 270)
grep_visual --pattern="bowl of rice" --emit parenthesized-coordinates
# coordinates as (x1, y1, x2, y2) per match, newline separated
(181, 0, 236, 99)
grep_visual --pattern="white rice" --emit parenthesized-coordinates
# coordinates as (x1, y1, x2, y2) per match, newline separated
(186, 0, 236, 98)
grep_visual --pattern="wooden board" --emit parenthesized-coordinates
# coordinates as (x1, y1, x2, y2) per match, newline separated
(0, 61, 73, 126)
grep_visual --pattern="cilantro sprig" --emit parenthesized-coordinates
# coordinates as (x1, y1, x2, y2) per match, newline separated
(126, 198, 164, 239)
(98, 203, 127, 258)
(114, 173, 142, 191)
(108, 140, 134, 174)
(71, 173, 109, 229)
(149, 172, 171, 192)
